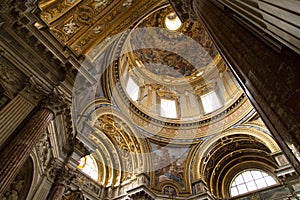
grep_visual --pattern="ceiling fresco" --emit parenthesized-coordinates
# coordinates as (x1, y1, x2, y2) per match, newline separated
(130, 5, 218, 78)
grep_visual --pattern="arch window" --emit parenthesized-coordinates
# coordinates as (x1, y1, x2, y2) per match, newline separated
(230, 169, 277, 197)
(160, 98, 177, 118)
(126, 76, 139, 101)
(200, 90, 222, 114)
(77, 155, 98, 181)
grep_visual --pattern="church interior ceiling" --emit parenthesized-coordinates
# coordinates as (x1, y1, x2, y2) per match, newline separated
(58, 1, 280, 196)
(39, 0, 280, 196)
(0, 0, 298, 199)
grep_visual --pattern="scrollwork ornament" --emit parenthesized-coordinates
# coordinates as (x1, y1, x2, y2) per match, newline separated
(36, 132, 52, 169)
(45, 159, 59, 182)
(63, 19, 79, 35)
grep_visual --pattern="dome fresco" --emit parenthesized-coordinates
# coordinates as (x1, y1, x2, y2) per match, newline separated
(132, 48, 197, 77)
(130, 5, 218, 78)
(109, 5, 249, 141)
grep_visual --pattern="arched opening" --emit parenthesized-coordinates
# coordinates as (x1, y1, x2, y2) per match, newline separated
(192, 127, 281, 199)
(230, 169, 277, 197)
(77, 154, 99, 181)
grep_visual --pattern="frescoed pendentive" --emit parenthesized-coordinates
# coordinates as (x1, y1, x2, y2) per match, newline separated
(151, 143, 190, 188)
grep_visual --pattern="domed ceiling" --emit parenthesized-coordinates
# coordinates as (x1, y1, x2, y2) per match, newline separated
(36, 0, 262, 144)
(131, 6, 218, 78)
(107, 5, 254, 142)
(52, 1, 256, 143)
(30, 0, 293, 197)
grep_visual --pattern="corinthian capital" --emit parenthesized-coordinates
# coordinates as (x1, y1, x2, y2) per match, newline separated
(20, 76, 49, 105)
(40, 87, 70, 117)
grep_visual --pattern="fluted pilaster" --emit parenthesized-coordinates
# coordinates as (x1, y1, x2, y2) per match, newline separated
(0, 95, 34, 146)
(0, 77, 48, 147)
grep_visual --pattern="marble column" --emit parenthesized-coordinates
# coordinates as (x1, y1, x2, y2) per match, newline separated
(46, 166, 75, 200)
(0, 88, 67, 197)
(170, 0, 300, 174)
(46, 183, 66, 200)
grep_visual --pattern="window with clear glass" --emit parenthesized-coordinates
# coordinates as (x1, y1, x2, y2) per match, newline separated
(77, 155, 98, 181)
(160, 98, 177, 118)
(126, 77, 139, 101)
(200, 91, 222, 114)
(230, 169, 277, 197)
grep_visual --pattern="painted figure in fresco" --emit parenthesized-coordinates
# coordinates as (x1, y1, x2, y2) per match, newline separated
(153, 145, 187, 187)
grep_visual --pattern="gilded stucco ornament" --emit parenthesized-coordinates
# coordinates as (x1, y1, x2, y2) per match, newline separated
(75, 6, 95, 25)
(39, 0, 165, 56)
(94, 0, 109, 10)
(63, 19, 79, 35)
(123, 0, 134, 7)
